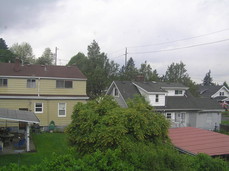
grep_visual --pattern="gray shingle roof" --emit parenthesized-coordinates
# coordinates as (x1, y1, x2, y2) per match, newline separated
(114, 81, 140, 100)
(198, 85, 223, 98)
(114, 81, 222, 111)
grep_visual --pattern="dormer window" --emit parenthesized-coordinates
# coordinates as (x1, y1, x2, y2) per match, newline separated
(155, 94, 159, 102)
(113, 88, 119, 97)
(220, 92, 224, 96)
(175, 90, 182, 95)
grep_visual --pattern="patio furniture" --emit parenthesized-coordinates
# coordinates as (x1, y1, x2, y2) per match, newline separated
(14, 138, 26, 149)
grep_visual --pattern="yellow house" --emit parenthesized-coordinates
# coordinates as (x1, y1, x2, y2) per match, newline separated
(0, 61, 88, 130)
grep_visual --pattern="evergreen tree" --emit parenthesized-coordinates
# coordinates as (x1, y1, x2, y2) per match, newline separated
(139, 61, 159, 81)
(119, 57, 138, 80)
(203, 70, 214, 86)
(0, 38, 15, 63)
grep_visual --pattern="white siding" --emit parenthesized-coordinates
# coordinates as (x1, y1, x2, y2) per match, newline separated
(212, 87, 229, 98)
(148, 94, 165, 106)
(167, 90, 185, 96)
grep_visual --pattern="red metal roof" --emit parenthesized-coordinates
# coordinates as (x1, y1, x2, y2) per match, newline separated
(0, 63, 86, 79)
(169, 127, 229, 156)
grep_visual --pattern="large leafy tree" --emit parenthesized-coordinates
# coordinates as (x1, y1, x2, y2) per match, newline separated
(36, 48, 54, 65)
(10, 42, 35, 64)
(223, 81, 229, 89)
(203, 70, 214, 86)
(0, 38, 15, 63)
(68, 40, 119, 99)
(164, 61, 198, 96)
(66, 95, 169, 154)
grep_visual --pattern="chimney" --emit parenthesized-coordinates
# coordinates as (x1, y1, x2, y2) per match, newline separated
(14, 58, 21, 72)
(135, 75, 145, 82)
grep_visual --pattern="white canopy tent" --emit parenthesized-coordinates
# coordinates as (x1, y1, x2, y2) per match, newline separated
(0, 108, 40, 152)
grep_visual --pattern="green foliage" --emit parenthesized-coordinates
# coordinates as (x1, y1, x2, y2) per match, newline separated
(66, 95, 170, 154)
(119, 57, 138, 81)
(0, 38, 16, 63)
(139, 61, 160, 81)
(36, 47, 54, 65)
(223, 81, 229, 89)
(10, 42, 35, 64)
(0, 38, 8, 50)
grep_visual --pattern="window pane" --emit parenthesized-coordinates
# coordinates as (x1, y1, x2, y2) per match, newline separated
(59, 110, 65, 115)
(56, 80, 64, 88)
(65, 81, 72, 88)
(0, 79, 7, 87)
(27, 79, 36, 88)
(58, 103, 66, 116)
(35, 103, 42, 113)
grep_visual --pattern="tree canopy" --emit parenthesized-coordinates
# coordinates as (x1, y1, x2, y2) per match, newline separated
(0, 38, 15, 63)
(203, 70, 214, 86)
(10, 42, 35, 64)
(36, 48, 54, 65)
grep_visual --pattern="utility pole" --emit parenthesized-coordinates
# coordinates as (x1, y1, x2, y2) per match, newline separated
(124, 47, 128, 67)
(54, 47, 58, 65)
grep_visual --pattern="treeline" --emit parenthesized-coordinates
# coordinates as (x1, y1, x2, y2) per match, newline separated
(0, 38, 54, 65)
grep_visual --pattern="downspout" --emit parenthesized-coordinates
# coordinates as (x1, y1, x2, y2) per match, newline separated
(37, 78, 40, 96)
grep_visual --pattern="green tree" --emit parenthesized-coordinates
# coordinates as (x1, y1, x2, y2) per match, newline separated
(0, 38, 8, 50)
(164, 61, 198, 96)
(10, 42, 35, 64)
(139, 61, 159, 81)
(203, 70, 214, 86)
(66, 95, 170, 154)
(36, 48, 54, 65)
(164, 61, 189, 82)
(0, 38, 15, 63)
(119, 57, 138, 80)
(68, 40, 119, 99)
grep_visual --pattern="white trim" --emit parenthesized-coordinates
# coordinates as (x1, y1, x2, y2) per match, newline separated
(162, 87, 189, 90)
(58, 103, 66, 117)
(0, 117, 39, 124)
(0, 75, 87, 81)
(113, 87, 119, 97)
(113, 82, 128, 107)
(132, 82, 166, 95)
(211, 86, 229, 98)
(0, 96, 89, 100)
(34, 102, 43, 113)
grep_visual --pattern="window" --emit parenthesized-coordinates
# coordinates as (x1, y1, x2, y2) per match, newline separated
(34, 103, 43, 113)
(166, 113, 172, 119)
(56, 80, 72, 88)
(27, 79, 36, 88)
(155, 94, 159, 102)
(220, 92, 224, 96)
(58, 103, 66, 117)
(175, 90, 182, 95)
(114, 88, 119, 97)
(0, 78, 7, 87)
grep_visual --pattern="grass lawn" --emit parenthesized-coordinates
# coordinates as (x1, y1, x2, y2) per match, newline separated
(0, 133, 69, 166)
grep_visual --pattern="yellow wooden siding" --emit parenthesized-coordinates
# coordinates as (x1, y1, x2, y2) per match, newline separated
(0, 78, 87, 96)
(0, 99, 86, 127)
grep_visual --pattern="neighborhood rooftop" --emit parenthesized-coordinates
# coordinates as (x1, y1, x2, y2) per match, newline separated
(0, 63, 86, 79)
(169, 127, 229, 156)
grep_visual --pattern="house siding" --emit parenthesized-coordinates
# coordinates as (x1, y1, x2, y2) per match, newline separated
(0, 99, 86, 126)
(196, 112, 221, 130)
(0, 78, 86, 96)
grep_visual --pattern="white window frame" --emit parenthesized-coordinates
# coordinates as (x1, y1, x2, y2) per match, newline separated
(27, 79, 36, 88)
(175, 90, 182, 95)
(113, 87, 119, 97)
(34, 102, 43, 113)
(166, 113, 172, 120)
(0, 78, 8, 87)
(155, 94, 159, 102)
(220, 92, 224, 96)
(58, 103, 66, 117)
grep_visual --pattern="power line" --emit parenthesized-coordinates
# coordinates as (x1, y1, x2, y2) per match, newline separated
(129, 38, 229, 55)
(127, 28, 229, 48)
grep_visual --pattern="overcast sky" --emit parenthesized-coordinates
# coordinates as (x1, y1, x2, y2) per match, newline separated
(1, 0, 229, 84)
